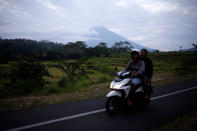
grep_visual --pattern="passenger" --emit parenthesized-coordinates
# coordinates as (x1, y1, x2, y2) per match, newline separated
(125, 49, 145, 105)
(140, 49, 153, 100)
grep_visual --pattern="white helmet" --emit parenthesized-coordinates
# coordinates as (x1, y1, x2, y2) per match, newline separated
(131, 49, 140, 55)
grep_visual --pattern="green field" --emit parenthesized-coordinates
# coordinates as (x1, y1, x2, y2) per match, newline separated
(0, 51, 197, 111)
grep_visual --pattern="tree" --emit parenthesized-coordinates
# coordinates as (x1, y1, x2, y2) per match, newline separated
(192, 43, 197, 48)
(65, 41, 87, 49)
(154, 50, 159, 53)
(179, 46, 182, 52)
(112, 41, 133, 53)
(58, 58, 88, 88)
(64, 41, 87, 59)
(94, 42, 110, 57)
(97, 42, 107, 48)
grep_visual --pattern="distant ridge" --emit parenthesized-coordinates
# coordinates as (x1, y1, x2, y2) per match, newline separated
(183, 47, 197, 51)
(85, 26, 154, 51)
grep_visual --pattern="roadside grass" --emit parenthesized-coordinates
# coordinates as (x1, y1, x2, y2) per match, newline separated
(151, 72, 197, 87)
(0, 81, 111, 112)
(152, 109, 197, 131)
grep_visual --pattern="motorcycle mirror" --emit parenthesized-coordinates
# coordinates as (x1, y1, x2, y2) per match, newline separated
(114, 67, 118, 76)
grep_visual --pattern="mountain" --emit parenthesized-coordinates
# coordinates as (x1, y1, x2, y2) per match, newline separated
(85, 26, 154, 51)
(183, 47, 197, 52)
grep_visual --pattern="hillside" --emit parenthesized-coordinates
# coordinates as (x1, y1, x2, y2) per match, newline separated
(86, 26, 154, 51)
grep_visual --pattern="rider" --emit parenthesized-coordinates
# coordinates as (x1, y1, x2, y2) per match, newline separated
(125, 49, 145, 105)
(140, 49, 153, 99)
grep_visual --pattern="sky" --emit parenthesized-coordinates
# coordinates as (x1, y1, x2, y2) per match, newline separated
(0, 0, 197, 51)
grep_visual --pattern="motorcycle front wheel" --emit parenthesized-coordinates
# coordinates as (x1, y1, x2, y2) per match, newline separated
(106, 96, 121, 115)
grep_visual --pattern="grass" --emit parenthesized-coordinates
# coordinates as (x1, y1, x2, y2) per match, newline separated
(152, 109, 197, 131)
(44, 67, 65, 82)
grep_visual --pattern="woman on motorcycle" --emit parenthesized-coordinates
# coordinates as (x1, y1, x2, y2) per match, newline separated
(125, 49, 145, 105)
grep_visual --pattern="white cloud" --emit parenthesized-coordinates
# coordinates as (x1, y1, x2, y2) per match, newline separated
(9, 9, 30, 19)
(146, 2, 177, 13)
(36, 0, 58, 10)
(129, 36, 145, 41)
(0, 0, 9, 10)
(115, 0, 128, 8)
(135, 0, 190, 15)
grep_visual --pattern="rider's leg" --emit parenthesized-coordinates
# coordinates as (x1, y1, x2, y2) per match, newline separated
(144, 80, 149, 99)
(128, 78, 141, 105)
(142, 75, 151, 99)
(128, 82, 134, 105)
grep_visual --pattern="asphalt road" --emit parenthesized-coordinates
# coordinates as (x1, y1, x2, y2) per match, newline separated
(1, 80, 197, 131)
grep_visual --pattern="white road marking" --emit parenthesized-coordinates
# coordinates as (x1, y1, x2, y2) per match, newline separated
(150, 86, 197, 100)
(7, 86, 197, 131)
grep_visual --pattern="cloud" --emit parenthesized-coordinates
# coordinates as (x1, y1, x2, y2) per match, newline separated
(115, 0, 129, 8)
(0, 0, 197, 50)
(135, 0, 193, 15)
(139, 1, 178, 14)
(0, 0, 9, 10)
(36, 0, 58, 10)
(129, 36, 145, 41)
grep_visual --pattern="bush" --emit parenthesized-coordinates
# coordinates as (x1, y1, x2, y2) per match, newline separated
(93, 63, 114, 75)
(75, 79, 92, 89)
(97, 75, 109, 83)
(5, 61, 51, 96)
(58, 76, 72, 88)
(58, 76, 92, 90)
(44, 87, 60, 94)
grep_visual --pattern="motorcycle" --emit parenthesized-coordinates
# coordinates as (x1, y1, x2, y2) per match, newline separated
(106, 70, 152, 115)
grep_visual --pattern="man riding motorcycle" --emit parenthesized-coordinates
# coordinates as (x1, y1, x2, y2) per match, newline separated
(125, 49, 145, 105)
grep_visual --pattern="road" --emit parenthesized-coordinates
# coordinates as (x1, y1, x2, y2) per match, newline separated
(1, 80, 197, 131)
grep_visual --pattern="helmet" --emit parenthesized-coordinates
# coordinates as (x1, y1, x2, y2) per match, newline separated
(131, 49, 140, 55)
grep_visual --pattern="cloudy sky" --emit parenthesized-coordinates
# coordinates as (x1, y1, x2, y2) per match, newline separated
(0, 0, 197, 51)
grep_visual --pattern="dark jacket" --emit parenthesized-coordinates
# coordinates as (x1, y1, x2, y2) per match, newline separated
(140, 57, 153, 79)
(125, 59, 145, 78)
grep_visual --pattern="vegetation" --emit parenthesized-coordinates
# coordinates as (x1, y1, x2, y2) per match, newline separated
(0, 38, 133, 62)
(152, 109, 197, 131)
(0, 61, 50, 98)
(192, 43, 197, 48)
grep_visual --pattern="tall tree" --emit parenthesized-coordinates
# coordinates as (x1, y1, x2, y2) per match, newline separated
(192, 43, 197, 48)
(112, 41, 133, 53)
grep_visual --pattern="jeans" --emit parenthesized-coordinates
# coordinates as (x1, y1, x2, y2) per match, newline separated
(129, 78, 141, 86)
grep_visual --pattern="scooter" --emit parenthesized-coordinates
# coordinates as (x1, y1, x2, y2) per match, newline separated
(106, 70, 152, 115)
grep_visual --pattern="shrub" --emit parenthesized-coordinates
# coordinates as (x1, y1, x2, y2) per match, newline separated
(75, 79, 92, 89)
(44, 87, 60, 94)
(93, 63, 114, 75)
(6, 61, 51, 96)
(97, 75, 109, 83)
(58, 76, 92, 90)
(58, 76, 72, 88)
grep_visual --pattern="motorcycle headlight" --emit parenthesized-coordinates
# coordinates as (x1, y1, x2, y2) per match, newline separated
(112, 84, 122, 89)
